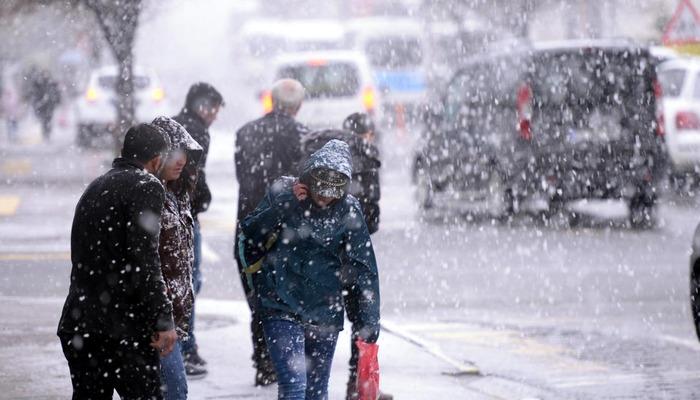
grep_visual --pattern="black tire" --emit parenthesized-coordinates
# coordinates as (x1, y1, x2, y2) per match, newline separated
(76, 124, 92, 148)
(629, 195, 657, 229)
(414, 166, 434, 210)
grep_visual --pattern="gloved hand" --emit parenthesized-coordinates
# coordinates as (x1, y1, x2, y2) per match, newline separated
(357, 324, 380, 344)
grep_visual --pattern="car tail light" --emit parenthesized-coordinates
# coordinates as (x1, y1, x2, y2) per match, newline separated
(362, 86, 376, 112)
(261, 90, 273, 114)
(516, 83, 533, 140)
(307, 59, 328, 67)
(151, 87, 165, 102)
(85, 87, 98, 102)
(653, 79, 664, 137)
(676, 111, 700, 130)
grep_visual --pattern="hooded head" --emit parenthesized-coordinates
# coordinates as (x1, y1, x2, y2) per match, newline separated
(299, 139, 353, 199)
(152, 116, 203, 193)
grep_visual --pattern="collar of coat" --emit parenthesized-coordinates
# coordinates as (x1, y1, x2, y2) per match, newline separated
(112, 157, 146, 170)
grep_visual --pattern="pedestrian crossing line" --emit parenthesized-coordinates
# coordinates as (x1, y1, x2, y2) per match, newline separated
(1, 158, 32, 176)
(0, 196, 20, 216)
(0, 251, 70, 261)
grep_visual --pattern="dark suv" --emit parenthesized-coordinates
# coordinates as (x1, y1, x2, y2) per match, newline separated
(413, 40, 666, 227)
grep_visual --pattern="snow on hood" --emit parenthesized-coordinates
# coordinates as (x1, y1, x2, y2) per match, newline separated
(151, 116, 203, 165)
(300, 139, 353, 179)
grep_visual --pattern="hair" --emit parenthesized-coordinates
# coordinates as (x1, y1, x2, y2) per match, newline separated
(184, 82, 223, 110)
(121, 123, 169, 163)
(271, 79, 305, 114)
(343, 112, 375, 135)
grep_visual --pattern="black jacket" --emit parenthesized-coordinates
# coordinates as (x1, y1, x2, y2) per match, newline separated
(301, 129, 381, 234)
(173, 109, 211, 218)
(234, 111, 308, 222)
(57, 158, 174, 340)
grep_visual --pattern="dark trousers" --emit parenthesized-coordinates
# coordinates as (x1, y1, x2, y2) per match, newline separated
(59, 333, 162, 400)
(343, 282, 362, 391)
(234, 229, 274, 377)
(181, 221, 203, 355)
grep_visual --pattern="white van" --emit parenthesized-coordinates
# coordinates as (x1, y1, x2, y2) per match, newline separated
(263, 51, 381, 130)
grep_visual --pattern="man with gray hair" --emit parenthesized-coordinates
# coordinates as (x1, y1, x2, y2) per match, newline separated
(233, 78, 309, 386)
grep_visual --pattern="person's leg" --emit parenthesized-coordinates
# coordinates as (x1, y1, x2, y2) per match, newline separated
(182, 221, 203, 358)
(262, 319, 306, 400)
(159, 341, 188, 400)
(113, 336, 163, 400)
(59, 334, 115, 400)
(304, 326, 339, 400)
(235, 229, 276, 385)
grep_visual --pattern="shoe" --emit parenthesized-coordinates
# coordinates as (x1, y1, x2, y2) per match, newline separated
(254, 369, 277, 386)
(184, 361, 208, 380)
(378, 391, 394, 400)
(183, 350, 207, 366)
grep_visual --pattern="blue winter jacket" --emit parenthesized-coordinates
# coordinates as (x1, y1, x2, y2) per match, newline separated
(240, 140, 380, 333)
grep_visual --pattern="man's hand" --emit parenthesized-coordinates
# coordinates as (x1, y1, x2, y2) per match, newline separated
(293, 181, 309, 201)
(151, 329, 177, 357)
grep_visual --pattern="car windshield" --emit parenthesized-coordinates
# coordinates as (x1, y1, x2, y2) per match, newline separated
(365, 37, 422, 68)
(97, 75, 151, 90)
(658, 68, 686, 98)
(277, 62, 360, 98)
(532, 50, 650, 108)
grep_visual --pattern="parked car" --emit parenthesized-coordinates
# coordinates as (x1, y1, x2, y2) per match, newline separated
(413, 40, 666, 228)
(73, 65, 170, 147)
(657, 57, 700, 191)
(261, 50, 381, 129)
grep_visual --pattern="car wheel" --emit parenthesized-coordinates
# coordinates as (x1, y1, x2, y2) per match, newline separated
(543, 198, 578, 229)
(486, 172, 514, 219)
(76, 124, 93, 148)
(415, 166, 434, 210)
(629, 195, 656, 229)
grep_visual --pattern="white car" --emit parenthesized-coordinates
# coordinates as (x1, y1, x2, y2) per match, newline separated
(262, 51, 381, 130)
(74, 65, 170, 146)
(658, 58, 700, 180)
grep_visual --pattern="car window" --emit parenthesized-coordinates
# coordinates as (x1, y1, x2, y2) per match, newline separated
(532, 50, 650, 108)
(98, 75, 151, 90)
(365, 37, 422, 68)
(277, 62, 360, 98)
(659, 68, 686, 98)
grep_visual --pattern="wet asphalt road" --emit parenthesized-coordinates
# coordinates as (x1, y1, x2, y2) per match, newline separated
(2, 124, 700, 399)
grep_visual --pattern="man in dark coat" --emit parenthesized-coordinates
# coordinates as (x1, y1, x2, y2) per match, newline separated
(172, 82, 224, 373)
(234, 78, 308, 386)
(57, 123, 177, 399)
(23, 66, 61, 141)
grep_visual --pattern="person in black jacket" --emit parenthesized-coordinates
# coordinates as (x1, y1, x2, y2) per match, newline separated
(57, 123, 176, 399)
(234, 78, 308, 386)
(172, 82, 223, 373)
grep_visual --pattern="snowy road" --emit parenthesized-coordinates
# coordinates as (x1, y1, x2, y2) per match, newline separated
(2, 124, 700, 398)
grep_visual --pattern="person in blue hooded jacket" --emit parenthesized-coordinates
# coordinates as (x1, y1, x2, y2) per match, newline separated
(239, 139, 380, 400)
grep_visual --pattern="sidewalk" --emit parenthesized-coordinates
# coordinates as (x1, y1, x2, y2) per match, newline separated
(0, 296, 546, 400)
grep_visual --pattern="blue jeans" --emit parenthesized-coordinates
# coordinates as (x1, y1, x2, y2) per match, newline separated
(160, 341, 187, 400)
(263, 319, 339, 400)
(182, 221, 203, 355)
